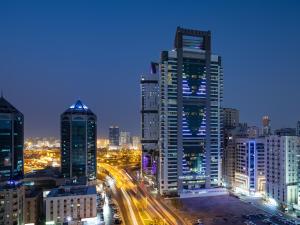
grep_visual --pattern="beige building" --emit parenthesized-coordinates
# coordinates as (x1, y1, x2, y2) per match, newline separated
(24, 188, 43, 225)
(0, 182, 25, 225)
(45, 185, 97, 225)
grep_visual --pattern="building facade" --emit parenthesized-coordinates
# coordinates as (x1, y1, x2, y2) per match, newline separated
(0, 96, 24, 182)
(119, 131, 131, 148)
(61, 100, 97, 182)
(109, 126, 120, 147)
(45, 185, 97, 225)
(262, 116, 271, 136)
(223, 108, 239, 129)
(265, 135, 300, 209)
(24, 188, 43, 225)
(0, 181, 25, 225)
(159, 27, 223, 195)
(141, 62, 160, 181)
(234, 138, 265, 195)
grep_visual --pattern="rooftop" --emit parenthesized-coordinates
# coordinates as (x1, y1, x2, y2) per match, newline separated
(62, 100, 95, 116)
(0, 96, 22, 114)
(47, 185, 96, 198)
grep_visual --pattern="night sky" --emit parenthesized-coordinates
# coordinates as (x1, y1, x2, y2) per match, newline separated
(0, 1, 300, 138)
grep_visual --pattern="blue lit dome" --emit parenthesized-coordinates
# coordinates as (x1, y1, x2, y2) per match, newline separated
(63, 100, 95, 115)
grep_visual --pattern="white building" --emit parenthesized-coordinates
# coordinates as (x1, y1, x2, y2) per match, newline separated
(119, 131, 131, 148)
(234, 138, 265, 195)
(265, 135, 300, 209)
(131, 136, 141, 150)
(0, 181, 25, 225)
(45, 185, 97, 225)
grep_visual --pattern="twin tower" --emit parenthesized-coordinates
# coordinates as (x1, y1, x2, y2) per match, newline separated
(0, 97, 97, 183)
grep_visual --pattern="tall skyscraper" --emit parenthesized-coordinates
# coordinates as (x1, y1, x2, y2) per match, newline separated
(109, 126, 120, 147)
(60, 100, 97, 181)
(159, 27, 223, 196)
(141, 62, 159, 181)
(0, 96, 24, 182)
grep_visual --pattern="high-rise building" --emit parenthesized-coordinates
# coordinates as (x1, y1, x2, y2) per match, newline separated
(0, 96, 24, 182)
(265, 135, 300, 209)
(141, 62, 159, 180)
(234, 138, 265, 195)
(223, 108, 239, 129)
(109, 126, 120, 147)
(0, 181, 25, 225)
(159, 27, 223, 196)
(61, 100, 97, 181)
(119, 131, 131, 148)
(262, 116, 271, 136)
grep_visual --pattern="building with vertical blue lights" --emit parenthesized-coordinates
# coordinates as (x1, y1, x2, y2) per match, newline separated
(0, 96, 24, 182)
(159, 27, 223, 196)
(141, 62, 160, 186)
(60, 100, 97, 182)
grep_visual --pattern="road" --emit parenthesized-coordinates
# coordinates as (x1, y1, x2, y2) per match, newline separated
(99, 163, 187, 225)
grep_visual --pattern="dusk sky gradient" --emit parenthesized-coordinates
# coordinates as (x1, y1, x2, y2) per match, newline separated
(0, 0, 300, 138)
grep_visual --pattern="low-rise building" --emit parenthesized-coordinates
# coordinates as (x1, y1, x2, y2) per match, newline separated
(0, 181, 25, 225)
(45, 185, 97, 225)
(24, 188, 43, 225)
(234, 138, 265, 195)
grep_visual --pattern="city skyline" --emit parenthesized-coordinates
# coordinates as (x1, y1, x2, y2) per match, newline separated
(1, 1, 300, 138)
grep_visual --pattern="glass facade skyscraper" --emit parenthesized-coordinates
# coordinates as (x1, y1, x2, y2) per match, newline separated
(159, 27, 223, 196)
(61, 100, 97, 181)
(141, 62, 159, 183)
(109, 126, 120, 147)
(0, 96, 24, 182)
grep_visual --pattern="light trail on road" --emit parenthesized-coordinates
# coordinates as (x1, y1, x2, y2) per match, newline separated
(98, 163, 186, 225)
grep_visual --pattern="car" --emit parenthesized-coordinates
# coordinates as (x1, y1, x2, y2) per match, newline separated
(114, 218, 122, 224)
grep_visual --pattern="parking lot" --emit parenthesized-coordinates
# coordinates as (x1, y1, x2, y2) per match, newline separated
(164, 194, 296, 225)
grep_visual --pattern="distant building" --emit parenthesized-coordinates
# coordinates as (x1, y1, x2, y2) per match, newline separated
(24, 188, 43, 225)
(131, 136, 141, 150)
(265, 135, 300, 209)
(119, 131, 131, 147)
(234, 138, 265, 195)
(247, 126, 260, 138)
(261, 116, 271, 136)
(140, 62, 159, 184)
(109, 126, 120, 147)
(159, 27, 223, 196)
(61, 100, 97, 182)
(297, 121, 300, 136)
(274, 128, 296, 136)
(0, 181, 25, 225)
(223, 108, 239, 129)
(45, 185, 97, 224)
(0, 96, 24, 182)
(97, 138, 109, 148)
